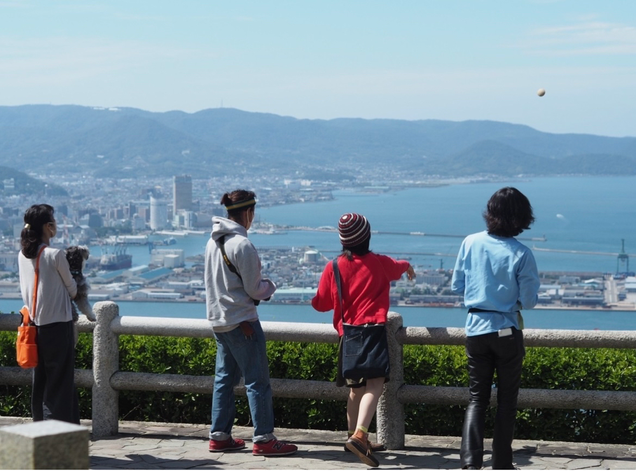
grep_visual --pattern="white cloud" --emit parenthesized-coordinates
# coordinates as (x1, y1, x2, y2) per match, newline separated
(522, 19, 636, 56)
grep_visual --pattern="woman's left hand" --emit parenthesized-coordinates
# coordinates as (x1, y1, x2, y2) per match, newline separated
(406, 265, 416, 280)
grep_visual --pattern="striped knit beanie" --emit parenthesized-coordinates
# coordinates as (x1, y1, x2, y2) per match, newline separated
(338, 213, 371, 248)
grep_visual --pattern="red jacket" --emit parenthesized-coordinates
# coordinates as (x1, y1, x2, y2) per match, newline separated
(312, 253, 410, 336)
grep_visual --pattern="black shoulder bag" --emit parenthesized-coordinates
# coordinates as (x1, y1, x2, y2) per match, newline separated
(333, 258, 390, 381)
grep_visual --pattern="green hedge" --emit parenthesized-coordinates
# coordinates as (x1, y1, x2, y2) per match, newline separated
(2, 331, 636, 444)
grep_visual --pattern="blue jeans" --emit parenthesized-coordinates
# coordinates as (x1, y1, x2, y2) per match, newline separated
(460, 328, 525, 470)
(210, 320, 275, 443)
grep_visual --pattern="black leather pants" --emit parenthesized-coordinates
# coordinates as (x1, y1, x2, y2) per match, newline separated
(460, 328, 525, 470)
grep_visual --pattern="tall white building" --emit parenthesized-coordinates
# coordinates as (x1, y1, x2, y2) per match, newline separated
(149, 196, 168, 230)
(173, 175, 193, 212)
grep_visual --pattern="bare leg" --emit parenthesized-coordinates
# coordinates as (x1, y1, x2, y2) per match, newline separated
(346, 378, 385, 468)
(347, 387, 362, 432)
(355, 377, 385, 431)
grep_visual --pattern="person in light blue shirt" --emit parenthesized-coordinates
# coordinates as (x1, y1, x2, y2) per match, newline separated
(451, 187, 540, 470)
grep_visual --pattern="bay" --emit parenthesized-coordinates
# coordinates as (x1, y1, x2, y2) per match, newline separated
(254, 176, 636, 274)
(87, 176, 636, 274)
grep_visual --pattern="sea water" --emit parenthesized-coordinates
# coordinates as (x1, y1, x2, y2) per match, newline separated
(0, 298, 631, 330)
(254, 176, 636, 274)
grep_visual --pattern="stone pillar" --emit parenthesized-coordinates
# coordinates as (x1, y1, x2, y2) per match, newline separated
(91, 301, 120, 438)
(0, 420, 89, 469)
(376, 312, 405, 449)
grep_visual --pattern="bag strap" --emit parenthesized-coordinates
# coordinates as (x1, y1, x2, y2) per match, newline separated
(25, 245, 46, 324)
(332, 258, 346, 325)
(218, 235, 242, 280)
(217, 235, 259, 306)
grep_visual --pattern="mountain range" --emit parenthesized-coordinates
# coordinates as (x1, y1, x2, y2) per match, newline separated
(1, 104, 635, 182)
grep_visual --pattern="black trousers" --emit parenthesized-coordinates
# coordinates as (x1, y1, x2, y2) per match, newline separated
(460, 328, 525, 470)
(32, 321, 79, 424)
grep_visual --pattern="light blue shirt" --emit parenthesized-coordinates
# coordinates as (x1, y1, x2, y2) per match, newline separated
(451, 231, 540, 336)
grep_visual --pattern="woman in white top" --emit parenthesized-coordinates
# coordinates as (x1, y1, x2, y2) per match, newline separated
(18, 204, 79, 423)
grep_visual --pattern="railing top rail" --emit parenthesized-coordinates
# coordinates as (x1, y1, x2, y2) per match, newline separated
(110, 316, 338, 343)
(3, 309, 636, 348)
(398, 326, 636, 348)
(0, 313, 21, 331)
(0, 313, 96, 333)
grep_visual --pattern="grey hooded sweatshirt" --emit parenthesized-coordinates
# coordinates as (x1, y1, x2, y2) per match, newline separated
(204, 216, 276, 331)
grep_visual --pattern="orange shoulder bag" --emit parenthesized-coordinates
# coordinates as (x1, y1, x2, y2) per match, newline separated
(17, 245, 46, 368)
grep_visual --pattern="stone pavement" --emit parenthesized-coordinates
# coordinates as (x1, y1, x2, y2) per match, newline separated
(2, 417, 636, 469)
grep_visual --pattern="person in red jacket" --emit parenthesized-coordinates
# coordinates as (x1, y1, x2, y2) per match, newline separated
(312, 213, 415, 467)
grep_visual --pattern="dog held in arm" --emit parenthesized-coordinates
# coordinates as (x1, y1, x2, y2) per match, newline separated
(65, 246, 96, 322)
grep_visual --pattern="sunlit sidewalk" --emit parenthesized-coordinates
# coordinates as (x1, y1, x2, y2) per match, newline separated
(2, 417, 636, 469)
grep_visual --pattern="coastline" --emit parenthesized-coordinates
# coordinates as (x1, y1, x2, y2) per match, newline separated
(2, 293, 633, 313)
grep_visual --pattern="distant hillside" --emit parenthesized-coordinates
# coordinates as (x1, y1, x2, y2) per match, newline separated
(0, 105, 635, 179)
(442, 140, 550, 176)
(0, 165, 67, 196)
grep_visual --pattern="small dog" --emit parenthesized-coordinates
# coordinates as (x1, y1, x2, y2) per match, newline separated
(66, 245, 96, 322)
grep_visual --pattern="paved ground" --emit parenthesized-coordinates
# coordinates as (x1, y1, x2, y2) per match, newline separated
(3, 417, 636, 469)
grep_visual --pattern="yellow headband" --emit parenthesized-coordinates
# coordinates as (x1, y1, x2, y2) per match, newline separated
(225, 199, 256, 211)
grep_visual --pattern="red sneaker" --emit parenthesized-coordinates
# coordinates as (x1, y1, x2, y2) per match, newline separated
(252, 439, 298, 456)
(209, 437, 246, 452)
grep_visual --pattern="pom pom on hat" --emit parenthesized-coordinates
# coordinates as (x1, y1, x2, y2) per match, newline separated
(338, 213, 371, 248)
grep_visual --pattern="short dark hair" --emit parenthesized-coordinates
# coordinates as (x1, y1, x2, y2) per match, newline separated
(21, 204, 55, 258)
(341, 239, 371, 261)
(483, 187, 535, 237)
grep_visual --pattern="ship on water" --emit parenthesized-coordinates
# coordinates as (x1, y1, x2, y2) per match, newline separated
(105, 234, 149, 245)
(99, 245, 133, 270)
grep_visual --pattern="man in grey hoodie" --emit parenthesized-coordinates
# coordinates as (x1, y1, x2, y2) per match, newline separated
(205, 189, 297, 457)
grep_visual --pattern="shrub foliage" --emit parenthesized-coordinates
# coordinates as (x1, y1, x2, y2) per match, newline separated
(2, 331, 636, 444)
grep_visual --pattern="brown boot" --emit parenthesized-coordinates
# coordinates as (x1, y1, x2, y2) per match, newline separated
(345, 433, 385, 453)
(345, 430, 379, 467)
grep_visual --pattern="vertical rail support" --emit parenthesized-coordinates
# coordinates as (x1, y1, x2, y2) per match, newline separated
(376, 312, 405, 449)
(91, 301, 120, 438)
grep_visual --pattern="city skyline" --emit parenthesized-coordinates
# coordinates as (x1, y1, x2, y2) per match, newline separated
(1, 1, 635, 138)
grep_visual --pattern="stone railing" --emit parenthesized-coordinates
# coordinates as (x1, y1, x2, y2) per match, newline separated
(2, 301, 636, 450)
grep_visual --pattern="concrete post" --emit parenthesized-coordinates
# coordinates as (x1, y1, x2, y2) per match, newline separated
(0, 420, 89, 469)
(91, 301, 120, 438)
(376, 312, 405, 449)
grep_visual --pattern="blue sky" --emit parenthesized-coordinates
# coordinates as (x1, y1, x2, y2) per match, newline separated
(1, 0, 635, 137)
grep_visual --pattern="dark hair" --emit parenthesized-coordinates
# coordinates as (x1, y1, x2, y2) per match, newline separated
(341, 239, 371, 261)
(483, 187, 535, 237)
(21, 204, 55, 259)
(220, 189, 256, 222)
